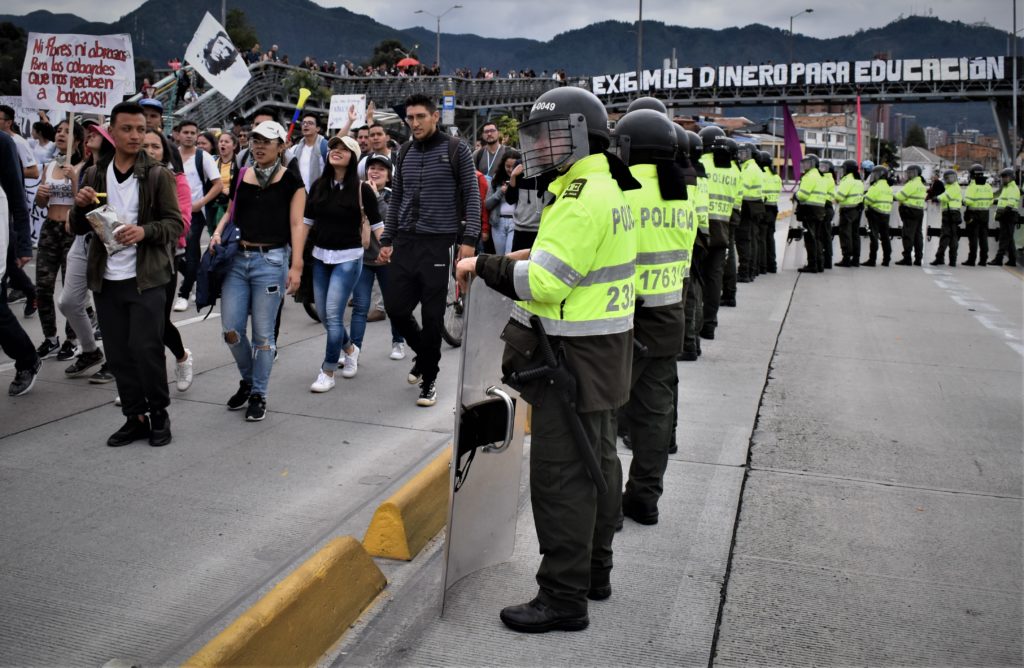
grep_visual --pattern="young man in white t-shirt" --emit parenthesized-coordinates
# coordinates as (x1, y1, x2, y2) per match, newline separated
(70, 102, 184, 447)
(173, 119, 222, 311)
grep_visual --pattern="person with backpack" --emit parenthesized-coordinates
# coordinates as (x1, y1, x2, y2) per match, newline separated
(377, 93, 480, 407)
(69, 102, 184, 447)
(208, 120, 307, 422)
(173, 119, 222, 312)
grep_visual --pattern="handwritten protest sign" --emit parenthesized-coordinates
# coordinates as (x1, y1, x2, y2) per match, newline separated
(21, 33, 135, 115)
(327, 94, 367, 130)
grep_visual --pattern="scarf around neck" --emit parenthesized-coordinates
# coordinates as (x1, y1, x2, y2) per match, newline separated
(254, 158, 281, 189)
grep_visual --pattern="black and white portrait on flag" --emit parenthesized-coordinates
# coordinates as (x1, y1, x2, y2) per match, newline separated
(185, 12, 251, 100)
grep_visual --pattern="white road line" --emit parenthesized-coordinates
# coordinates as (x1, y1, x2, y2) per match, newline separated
(924, 268, 1022, 358)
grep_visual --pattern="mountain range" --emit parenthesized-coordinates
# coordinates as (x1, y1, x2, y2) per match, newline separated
(3, 2, 1022, 133)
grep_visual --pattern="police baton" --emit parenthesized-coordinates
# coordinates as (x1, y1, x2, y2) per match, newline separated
(506, 316, 609, 495)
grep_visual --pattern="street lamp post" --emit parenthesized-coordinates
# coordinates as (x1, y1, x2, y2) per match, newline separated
(788, 8, 813, 62)
(415, 5, 462, 73)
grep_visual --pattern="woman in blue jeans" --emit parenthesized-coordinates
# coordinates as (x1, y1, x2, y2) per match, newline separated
(304, 135, 380, 392)
(350, 153, 405, 361)
(209, 120, 307, 421)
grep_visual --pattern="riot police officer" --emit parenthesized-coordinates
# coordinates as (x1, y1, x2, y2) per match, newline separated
(456, 86, 639, 633)
(863, 165, 894, 266)
(894, 165, 927, 265)
(818, 160, 837, 269)
(931, 169, 963, 266)
(735, 142, 765, 282)
(720, 137, 742, 304)
(681, 129, 708, 361)
(613, 109, 696, 525)
(795, 153, 827, 272)
(962, 163, 993, 266)
(757, 150, 781, 274)
(835, 159, 865, 267)
(991, 168, 1021, 266)
(697, 126, 739, 338)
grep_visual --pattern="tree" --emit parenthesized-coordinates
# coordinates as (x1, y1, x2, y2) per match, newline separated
(492, 115, 519, 146)
(904, 123, 927, 148)
(226, 9, 259, 54)
(368, 39, 417, 69)
(0, 22, 27, 95)
(281, 68, 331, 105)
(870, 137, 900, 169)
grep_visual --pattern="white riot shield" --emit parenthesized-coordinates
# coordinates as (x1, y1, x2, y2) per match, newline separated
(441, 279, 527, 613)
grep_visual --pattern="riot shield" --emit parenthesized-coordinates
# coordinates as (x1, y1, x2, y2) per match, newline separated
(441, 279, 527, 613)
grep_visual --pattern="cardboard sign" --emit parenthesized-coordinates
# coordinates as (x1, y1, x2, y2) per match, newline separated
(184, 12, 251, 101)
(21, 33, 134, 114)
(327, 94, 367, 130)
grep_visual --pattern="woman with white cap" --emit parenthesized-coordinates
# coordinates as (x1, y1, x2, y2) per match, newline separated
(303, 135, 379, 391)
(209, 120, 306, 421)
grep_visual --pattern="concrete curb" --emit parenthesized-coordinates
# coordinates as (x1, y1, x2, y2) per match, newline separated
(362, 446, 451, 561)
(184, 536, 386, 667)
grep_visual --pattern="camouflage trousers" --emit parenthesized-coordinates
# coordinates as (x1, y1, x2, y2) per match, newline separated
(36, 218, 77, 340)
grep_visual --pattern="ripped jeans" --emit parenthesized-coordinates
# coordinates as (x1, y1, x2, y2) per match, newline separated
(221, 246, 287, 397)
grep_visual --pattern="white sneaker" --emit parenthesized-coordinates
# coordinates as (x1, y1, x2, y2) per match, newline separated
(175, 349, 194, 392)
(341, 345, 360, 378)
(310, 370, 335, 393)
(172, 296, 188, 312)
(390, 342, 406, 360)
(114, 395, 121, 406)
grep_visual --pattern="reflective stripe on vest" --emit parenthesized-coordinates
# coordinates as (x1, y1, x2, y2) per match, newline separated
(700, 154, 740, 222)
(896, 179, 926, 209)
(740, 160, 763, 201)
(511, 304, 633, 336)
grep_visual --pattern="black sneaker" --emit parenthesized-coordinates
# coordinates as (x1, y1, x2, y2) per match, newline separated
(149, 408, 172, 447)
(6, 288, 27, 304)
(65, 349, 104, 376)
(227, 380, 252, 410)
(55, 339, 78, 361)
(107, 415, 151, 447)
(36, 337, 61, 359)
(407, 358, 422, 385)
(245, 394, 267, 421)
(23, 298, 37, 318)
(416, 380, 437, 407)
(721, 297, 737, 307)
(8, 358, 41, 396)
(89, 364, 115, 384)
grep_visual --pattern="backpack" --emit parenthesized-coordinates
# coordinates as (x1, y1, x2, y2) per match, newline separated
(395, 134, 466, 221)
(195, 167, 247, 313)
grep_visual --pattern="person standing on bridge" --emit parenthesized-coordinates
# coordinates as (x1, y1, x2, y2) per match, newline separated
(962, 164, 993, 266)
(991, 168, 1020, 267)
(930, 169, 963, 267)
(894, 165, 927, 266)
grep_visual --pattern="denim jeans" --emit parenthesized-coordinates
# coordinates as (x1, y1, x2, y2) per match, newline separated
(312, 257, 362, 373)
(178, 209, 206, 299)
(350, 263, 404, 349)
(491, 215, 515, 255)
(221, 246, 287, 396)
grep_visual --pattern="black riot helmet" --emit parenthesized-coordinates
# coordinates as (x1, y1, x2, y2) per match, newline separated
(819, 160, 833, 175)
(801, 153, 820, 172)
(841, 159, 860, 179)
(685, 130, 702, 164)
(869, 165, 889, 184)
(626, 96, 668, 116)
(755, 150, 772, 170)
(673, 124, 690, 165)
(905, 164, 922, 180)
(735, 142, 757, 163)
(722, 138, 739, 163)
(518, 87, 609, 179)
(612, 109, 677, 165)
(1000, 167, 1016, 183)
(942, 169, 958, 185)
(698, 126, 725, 155)
(969, 163, 985, 185)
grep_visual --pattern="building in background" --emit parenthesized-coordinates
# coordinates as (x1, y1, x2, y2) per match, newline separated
(899, 146, 947, 180)
(924, 126, 948, 150)
(791, 110, 872, 163)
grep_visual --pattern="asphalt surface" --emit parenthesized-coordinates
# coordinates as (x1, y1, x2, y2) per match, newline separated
(1, 211, 1021, 667)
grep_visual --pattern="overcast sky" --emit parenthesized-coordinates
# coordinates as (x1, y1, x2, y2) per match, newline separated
(10, 0, 1019, 40)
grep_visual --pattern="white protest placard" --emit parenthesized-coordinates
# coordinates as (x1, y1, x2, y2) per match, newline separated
(21, 33, 134, 114)
(328, 94, 367, 130)
(184, 12, 251, 101)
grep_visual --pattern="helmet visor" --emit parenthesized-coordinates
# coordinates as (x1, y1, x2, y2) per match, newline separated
(519, 113, 590, 179)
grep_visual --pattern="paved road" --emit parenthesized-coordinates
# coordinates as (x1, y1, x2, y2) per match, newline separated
(1, 219, 1021, 666)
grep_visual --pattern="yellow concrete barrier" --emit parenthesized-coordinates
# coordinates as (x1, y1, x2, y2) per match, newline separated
(185, 536, 386, 668)
(362, 446, 451, 560)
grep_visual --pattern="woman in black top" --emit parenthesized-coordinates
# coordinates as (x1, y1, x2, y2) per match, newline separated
(304, 135, 380, 392)
(210, 120, 306, 421)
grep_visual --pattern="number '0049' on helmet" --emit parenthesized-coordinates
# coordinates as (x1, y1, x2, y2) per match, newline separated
(518, 87, 609, 179)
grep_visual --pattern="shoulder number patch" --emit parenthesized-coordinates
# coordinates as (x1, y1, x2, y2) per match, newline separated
(563, 178, 587, 199)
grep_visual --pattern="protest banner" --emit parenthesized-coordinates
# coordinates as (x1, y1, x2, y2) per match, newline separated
(21, 33, 134, 114)
(185, 12, 251, 101)
(327, 94, 367, 130)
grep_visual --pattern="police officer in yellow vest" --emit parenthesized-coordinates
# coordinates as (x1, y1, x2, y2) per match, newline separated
(611, 109, 696, 525)
(962, 164, 993, 266)
(863, 163, 894, 266)
(734, 142, 765, 282)
(931, 169, 963, 266)
(757, 150, 781, 274)
(456, 86, 640, 633)
(992, 168, 1021, 266)
(697, 126, 739, 337)
(818, 160, 837, 269)
(795, 153, 827, 272)
(720, 138, 743, 303)
(894, 165, 927, 265)
(682, 128, 709, 361)
(835, 160, 865, 267)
